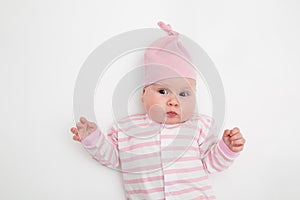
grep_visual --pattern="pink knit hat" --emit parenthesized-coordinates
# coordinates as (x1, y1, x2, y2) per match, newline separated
(144, 21, 196, 86)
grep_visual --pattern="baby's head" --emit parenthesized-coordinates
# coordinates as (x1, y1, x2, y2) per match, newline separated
(141, 22, 197, 124)
(141, 77, 196, 124)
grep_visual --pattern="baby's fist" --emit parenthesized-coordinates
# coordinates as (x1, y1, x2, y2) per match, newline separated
(222, 127, 246, 152)
(70, 117, 97, 142)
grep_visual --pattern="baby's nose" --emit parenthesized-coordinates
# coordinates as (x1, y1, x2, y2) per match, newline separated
(167, 97, 179, 107)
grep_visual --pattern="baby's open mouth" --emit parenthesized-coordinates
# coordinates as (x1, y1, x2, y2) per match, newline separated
(166, 111, 178, 117)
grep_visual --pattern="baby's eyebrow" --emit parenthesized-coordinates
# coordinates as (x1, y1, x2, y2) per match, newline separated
(181, 86, 193, 90)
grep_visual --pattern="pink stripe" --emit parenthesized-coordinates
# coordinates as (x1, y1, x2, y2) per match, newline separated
(124, 175, 163, 184)
(191, 195, 216, 200)
(162, 156, 199, 163)
(107, 131, 118, 146)
(163, 146, 199, 152)
(118, 125, 201, 142)
(199, 127, 206, 139)
(124, 164, 162, 173)
(166, 185, 212, 196)
(161, 134, 196, 140)
(198, 117, 210, 129)
(165, 176, 208, 186)
(208, 152, 221, 172)
(134, 129, 161, 137)
(119, 141, 160, 152)
(164, 166, 203, 174)
(216, 145, 233, 163)
(118, 136, 132, 143)
(118, 129, 160, 141)
(212, 149, 228, 170)
(110, 127, 117, 133)
(126, 187, 164, 195)
(122, 155, 199, 165)
(121, 152, 160, 163)
(197, 130, 207, 143)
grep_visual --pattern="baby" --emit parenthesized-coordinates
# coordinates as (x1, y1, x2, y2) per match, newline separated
(71, 22, 245, 200)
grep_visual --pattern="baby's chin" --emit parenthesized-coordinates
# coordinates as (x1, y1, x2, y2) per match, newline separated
(164, 117, 190, 124)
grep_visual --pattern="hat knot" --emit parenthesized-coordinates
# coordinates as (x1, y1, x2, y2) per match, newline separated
(157, 21, 179, 36)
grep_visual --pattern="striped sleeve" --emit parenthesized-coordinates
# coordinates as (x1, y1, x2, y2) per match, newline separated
(197, 115, 239, 174)
(201, 139, 239, 174)
(81, 126, 120, 169)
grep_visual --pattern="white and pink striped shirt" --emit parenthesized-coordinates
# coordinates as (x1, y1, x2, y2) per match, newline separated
(82, 113, 239, 200)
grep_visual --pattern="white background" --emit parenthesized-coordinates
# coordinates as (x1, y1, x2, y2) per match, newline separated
(1, 0, 300, 199)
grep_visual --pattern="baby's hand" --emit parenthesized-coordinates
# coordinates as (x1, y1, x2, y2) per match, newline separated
(222, 127, 246, 152)
(70, 117, 97, 142)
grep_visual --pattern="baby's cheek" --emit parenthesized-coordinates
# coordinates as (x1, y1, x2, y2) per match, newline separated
(148, 104, 166, 123)
(182, 100, 196, 115)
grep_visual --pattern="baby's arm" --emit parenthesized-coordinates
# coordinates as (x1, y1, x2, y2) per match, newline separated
(199, 118, 245, 174)
(70, 117, 120, 169)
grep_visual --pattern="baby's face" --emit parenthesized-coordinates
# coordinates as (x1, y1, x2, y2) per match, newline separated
(141, 78, 196, 124)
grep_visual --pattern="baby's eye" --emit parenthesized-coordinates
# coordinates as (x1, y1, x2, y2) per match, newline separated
(158, 89, 168, 94)
(179, 91, 189, 97)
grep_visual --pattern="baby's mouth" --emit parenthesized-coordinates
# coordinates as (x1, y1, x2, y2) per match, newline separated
(166, 111, 178, 118)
